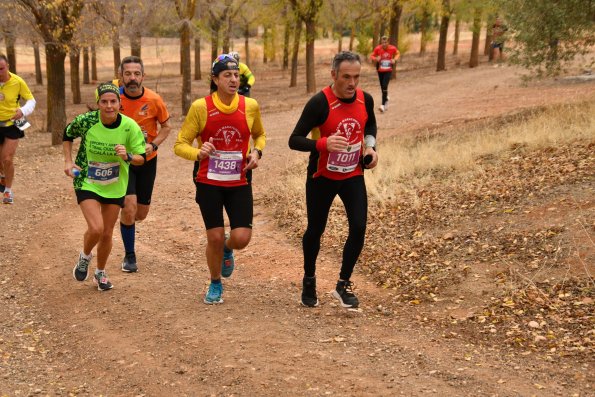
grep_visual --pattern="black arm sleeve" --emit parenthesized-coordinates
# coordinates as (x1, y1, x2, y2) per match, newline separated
(288, 91, 329, 152)
(363, 92, 377, 140)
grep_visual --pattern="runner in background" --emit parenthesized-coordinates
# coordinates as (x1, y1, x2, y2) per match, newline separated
(117, 56, 171, 273)
(63, 82, 146, 291)
(174, 54, 266, 304)
(0, 54, 36, 204)
(369, 36, 399, 113)
(229, 51, 255, 97)
(289, 51, 378, 308)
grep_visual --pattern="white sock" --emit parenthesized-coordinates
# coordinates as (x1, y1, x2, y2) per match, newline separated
(81, 251, 92, 260)
(4, 187, 12, 194)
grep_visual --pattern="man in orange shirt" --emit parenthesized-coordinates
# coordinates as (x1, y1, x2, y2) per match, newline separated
(118, 56, 171, 272)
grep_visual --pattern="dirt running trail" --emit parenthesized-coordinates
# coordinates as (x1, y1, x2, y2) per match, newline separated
(1, 61, 593, 396)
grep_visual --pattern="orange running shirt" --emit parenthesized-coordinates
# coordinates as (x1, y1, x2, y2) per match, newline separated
(119, 87, 170, 161)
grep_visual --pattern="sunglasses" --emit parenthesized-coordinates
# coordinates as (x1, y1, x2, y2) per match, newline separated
(212, 54, 236, 67)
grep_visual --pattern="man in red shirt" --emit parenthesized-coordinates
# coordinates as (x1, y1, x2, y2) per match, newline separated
(370, 36, 400, 113)
(118, 56, 171, 273)
(289, 51, 379, 309)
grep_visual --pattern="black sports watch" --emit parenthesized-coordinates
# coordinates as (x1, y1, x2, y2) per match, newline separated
(126, 152, 133, 163)
(150, 142, 158, 152)
(254, 148, 262, 159)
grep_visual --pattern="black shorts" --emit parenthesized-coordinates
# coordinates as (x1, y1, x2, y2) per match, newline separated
(0, 125, 24, 144)
(126, 156, 157, 205)
(195, 182, 253, 230)
(76, 189, 125, 207)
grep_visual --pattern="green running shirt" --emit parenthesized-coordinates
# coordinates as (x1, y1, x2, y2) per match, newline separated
(65, 111, 146, 198)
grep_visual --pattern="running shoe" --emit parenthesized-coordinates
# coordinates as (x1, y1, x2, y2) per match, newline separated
(204, 281, 224, 304)
(73, 252, 92, 281)
(332, 280, 359, 308)
(301, 276, 319, 307)
(121, 252, 138, 273)
(378, 105, 385, 113)
(221, 233, 235, 278)
(3, 191, 13, 204)
(94, 271, 113, 291)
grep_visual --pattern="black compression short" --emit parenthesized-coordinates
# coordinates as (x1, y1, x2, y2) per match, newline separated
(195, 182, 253, 230)
(126, 156, 157, 205)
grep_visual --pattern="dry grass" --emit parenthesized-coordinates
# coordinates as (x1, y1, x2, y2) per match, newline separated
(364, 100, 595, 203)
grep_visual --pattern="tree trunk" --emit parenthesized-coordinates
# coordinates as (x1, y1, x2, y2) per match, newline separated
(485, 17, 494, 57)
(349, 26, 355, 51)
(112, 29, 121, 78)
(33, 41, 43, 85)
(194, 36, 201, 81)
(290, 18, 302, 88)
(181, 21, 192, 115)
(130, 33, 141, 58)
(5, 34, 16, 73)
(270, 25, 277, 62)
(283, 19, 291, 70)
(211, 28, 219, 62)
(244, 23, 250, 66)
(83, 47, 90, 84)
(420, 9, 430, 56)
(69, 47, 81, 104)
(263, 26, 269, 64)
(305, 19, 316, 93)
(91, 45, 98, 81)
(222, 14, 231, 54)
(45, 43, 67, 145)
(389, 2, 403, 80)
(180, 36, 184, 75)
(436, 0, 450, 72)
(453, 17, 460, 55)
(469, 8, 482, 68)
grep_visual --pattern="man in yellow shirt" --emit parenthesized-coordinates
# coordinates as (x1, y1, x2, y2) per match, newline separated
(174, 54, 265, 304)
(230, 52, 255, 97)
(0, 54, 36, 204)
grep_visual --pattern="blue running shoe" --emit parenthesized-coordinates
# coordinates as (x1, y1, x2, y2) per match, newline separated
(221, 234, 235, 278)
(204, 281, 224, 304)
(221, 249, 235, 278)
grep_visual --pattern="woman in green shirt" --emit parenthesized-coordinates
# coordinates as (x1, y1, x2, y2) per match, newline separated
(63, 82, 146, 291)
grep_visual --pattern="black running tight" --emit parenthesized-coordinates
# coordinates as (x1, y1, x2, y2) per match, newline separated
(302, 176, 367, 280)
(377, 72, 391, 105)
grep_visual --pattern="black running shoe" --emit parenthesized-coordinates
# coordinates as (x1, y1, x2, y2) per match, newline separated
(94, 271, 113, 291)
(301, 276, 319, 307)
(332, 280, 359, 308)
(121, 252, 138, 273)
(73, 253, 92, 281)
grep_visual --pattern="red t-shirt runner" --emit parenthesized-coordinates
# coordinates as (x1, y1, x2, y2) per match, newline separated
(195, 95, 251, 187)
(370, 44, 399, 72)
(314, 86, 368, 180)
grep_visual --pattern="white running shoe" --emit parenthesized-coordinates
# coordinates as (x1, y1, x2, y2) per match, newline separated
(378, 105, 385, 113)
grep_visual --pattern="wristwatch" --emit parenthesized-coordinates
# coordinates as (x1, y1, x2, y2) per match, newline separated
(126, 152, 133, 163)
(150, 142, 158, 152)
(254, 148, 262, 159)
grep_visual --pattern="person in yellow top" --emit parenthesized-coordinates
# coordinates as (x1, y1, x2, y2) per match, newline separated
(0, 54, 36, 204)
(229, 51, 255, 97)
(174, 53, 266, 304)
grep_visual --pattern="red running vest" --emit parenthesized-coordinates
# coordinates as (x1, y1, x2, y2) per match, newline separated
(314, 86, 368, 180)
(195, 95, 251, 187)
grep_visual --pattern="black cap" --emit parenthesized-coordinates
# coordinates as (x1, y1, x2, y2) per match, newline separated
(211, 54, 239, 76)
